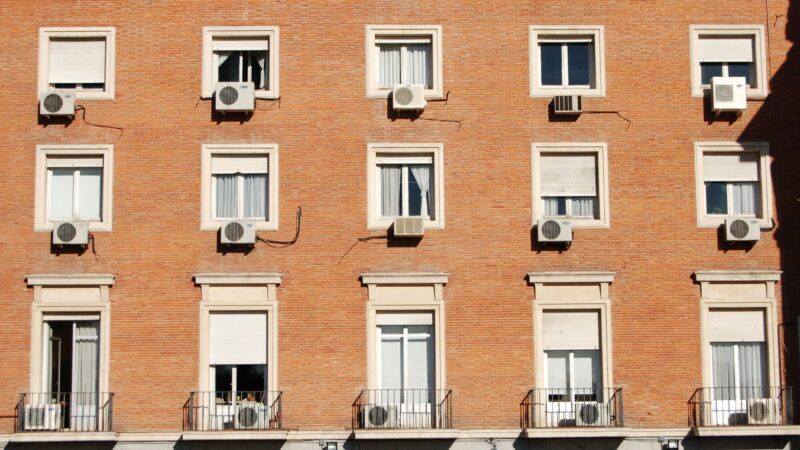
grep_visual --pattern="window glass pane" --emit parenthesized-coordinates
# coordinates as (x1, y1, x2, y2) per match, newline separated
(731, 182, 758, 216)
(380, 165, 402, 217)
(378, 44, 401, 88)
(573, 350, 601, 401)
(569, 197, 596, 218)
(214, 365, 234, 394)
(49, 168, 74, 220)
(215, 175, 238, 218)
(544, 197, 567, 216)
(705, 182, 728, 215)
(728, 62, 753, 86)
(77, 168, 102, 221)
(81, 83, 105, 90)
(236, 364, 266, 394)
(380, 332, 403, 391)
(407, 44, 432, 88)
(407, 332, 433, 392)
(566, 42, 591, 86)
(546, 350, 569, 401)
(243, 174, 268, 219)
(700, 62, 724, 85)
(217, 51, 241, 82)
(540, 43, 563, 86)
(711, 343, 736, 401)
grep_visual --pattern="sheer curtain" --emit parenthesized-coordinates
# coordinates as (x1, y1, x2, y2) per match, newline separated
(407, 44, 432, 88)
(381, 166, 402, 216)
(256, 52, 267, 89)
(732, 182, 758, 216)
(72, 321, 99, 430)
(379, 44, 401, 88)
(78, 168, 102, 221)
(739, 343, 767, 399)
(243, 174, 268, 219)
(215, 175, 237, 218)
(544, 198, 564, 217)
(410, 165, 431, 217)
(571, 197, 596, 218)
(712, 344, 736, 401)
(49, 168, 74, 220)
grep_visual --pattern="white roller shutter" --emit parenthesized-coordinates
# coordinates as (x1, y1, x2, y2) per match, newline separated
(212, 37, 269, 52)
(697, 36, 754, 63)
(209, 313, 267, 365)
(540, 153, 597, 196)
(376, 311, 434, 326)
(211, 155, 268, 174)
(703, 152, 759, 182)
(543, 310, 600, 350)
(48, 38, 106, 84)
(46, 156, 104, 168)
(708, 309, 765, 342)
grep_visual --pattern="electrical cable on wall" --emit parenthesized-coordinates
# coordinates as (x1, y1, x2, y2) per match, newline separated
(87, 234, 99, 263)
(582, 110, 632, 131)
(74, 105, 125, 138)
(256, 97, 281, 111)
(337, 234, 389, 265)
(256, 206, 302, 247)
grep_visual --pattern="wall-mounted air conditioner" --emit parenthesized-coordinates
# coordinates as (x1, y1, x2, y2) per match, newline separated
(537, 219, 573, 243)
(724, 217, 760, 242)
(236, 401, 268, 430)
(393, 217, 425, 237)
(747, 398, 781, 425)
(392, 84, 427, 110)
(711, 76, 747, 112)
(553, 95, 582, 115)
(220, 221, 256, 244)
(52, 221, 89, 246)
(364, 404, 400, 428)
(24, 404, 61, 431)
(575, 402, 610, 427)
(215, 82, 255, 113)
(39, 91, 75, 117)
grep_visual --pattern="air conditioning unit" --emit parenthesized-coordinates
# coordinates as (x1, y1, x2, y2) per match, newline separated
(725, 217, 761, 242)
(575, 402, 611, 427)
(364, 404, 401, 428)
(39, 91, 75, 117)
(52, 221, 89, 246)
(711, 76, 747, 112)
(748, 398, 781, 425)
(553, 95, 582, 115)
(391, 84, 427, 110)
(215, 82, 255, 113)
(24, 404, 61, 431)
(220, 221, 256, 245)
(236, 402, 268, 430)
(537, 219, 573, 243)
(393, 217, 424, 237)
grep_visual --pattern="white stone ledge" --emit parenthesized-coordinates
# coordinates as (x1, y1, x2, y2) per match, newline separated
(353, 429, 460, 440)
(693, 425, 800, 437)
(194, 273, 283, 285)
(693, 270, 781, 282)
(8, 431, 116, 443)
(361, 272, 449, 285)
(182, 430, 289, 441)
(524, 427, 630, 438)
(26, 274, 116, 286)
(527, 271, 615, 284)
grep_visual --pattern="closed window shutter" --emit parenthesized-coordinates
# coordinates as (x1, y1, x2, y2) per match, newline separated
(697, 36, 754, 63)
(212, 37, 269, 51)
(703, 152, 759, 182)
(708, 309, 765, 342)
(211, 155, 268, 174)
(209, 313, 267, 365)
(48, 38, 106, 84)
(46, 156, 103, 168)
(540, 153, 597, 196)
(376, 311, 434, 326)
(543, 310, 600, 350)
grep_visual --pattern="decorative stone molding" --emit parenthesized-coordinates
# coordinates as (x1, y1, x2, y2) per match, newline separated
(527, 271, 615, 302)
(361, 272, 449, 304)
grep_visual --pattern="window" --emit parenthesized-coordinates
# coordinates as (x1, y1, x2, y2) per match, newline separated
(377, 313, 435, 403)
(35, 145, 113, 231)
(694, 142, 772, 227)
(38, 28, 115, 99)
(690, 25, 768, 98)
(530, 26, 605, 97)
(366, 25, 443, 98)
(532, 143, 609, 228)
(201, 144, 278, 231)
(543, 311, 603, 403)
(202, 27, 279, 99)
(367, 144, 445, 229)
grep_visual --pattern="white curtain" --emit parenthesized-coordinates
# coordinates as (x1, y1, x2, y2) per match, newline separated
(407, 44, 432, 88)
(410, 165, 431, 217)
(243, 174, 267, 219)
(571, 197, 596, 218)
(78, 168, 102, 221)
(379, 44, 401, 88)
(381, 166, 402, 216)
(73, 322, 99, 398)
(215, 175, 237, 218)
(732, 182, 758, 216)
(546, 351, 569, 396)
(712, 344, 736, 401)
(217, 51, 231, 66)
(49, 168, 74, 220)
(543, 198, 563, 217)
(739, 343, 767, 399)
(380, 329, 403, 391)
(257, 52, 267, 88)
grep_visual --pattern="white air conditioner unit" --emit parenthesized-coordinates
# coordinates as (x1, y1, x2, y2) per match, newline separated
(711, 76, 747, 112)
(52, 221, 89, 246)
(236, 402, 268, 430)
(364, 404, 401, 428)
(392, 84, 427, 110)
(220, 221, 256, 245)
(748, 398, 781, 425)
(39, 91, 75, 117)
(725, 217, 761, 242)
(537, 219, 573, 243)
(553, 95, 582, 115)
(215, 82, 255, 113)
(575, 402, 611, 427)
(24, 404, 61, 431)
(392, 217, 425, 237)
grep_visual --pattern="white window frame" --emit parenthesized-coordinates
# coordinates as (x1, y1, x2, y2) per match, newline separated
(532, 143, 610, 228)
(35, 145, 113, 232)
(367, 143, 445, 230)
(38, 27, 116, 100)
(529, 25, 605, 97)
(201, 144, 279, 231)
(689, 25, 768, 98)
(694, 142, 772, 228)
(202, 26, 280, 100)
(365, 25, 444, 99)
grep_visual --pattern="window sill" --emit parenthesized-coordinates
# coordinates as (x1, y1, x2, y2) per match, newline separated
(201, 90, 279, 100)
(697, 217, 772, 229)
(201, 221, 277, 232)
(368, 218, 444, 231)
(530, 87, 605, 98)
(692, 88, 768, 100)
(35, 221, 111, 232)
(367, 89, 445, 100)
(536, 218, 609, 229)
(47, 91, 114, 101)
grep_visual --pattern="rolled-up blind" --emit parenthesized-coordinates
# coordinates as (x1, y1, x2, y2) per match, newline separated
(209, 313, 267, 365)
(703, 152, 759, 182)
(708, 309, 765, 342)
(213, 37, 269, 51)
(697, 36, 754, 63)
(48, 38, 106, 84)
(543, 310, 600, 350)
(46, 156, 103, 168)
(211, 155, 268, 174)
(376, 311, 433, 326)
(540, 153, 597, 196)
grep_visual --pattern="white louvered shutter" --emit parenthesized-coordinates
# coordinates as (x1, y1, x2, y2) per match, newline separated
(48, 38, 107, 84)
(540, 153, 597, 196)
(708, 309, 765, 342)
(211, 155, 269, 174)
(212, 37, 269, 51)
(697, 36, 754, 63)
(209, 313, 267, 365)
(543, 311, 600, 350)
(703, 152, 759, 182)
(376, 311, 434, 326)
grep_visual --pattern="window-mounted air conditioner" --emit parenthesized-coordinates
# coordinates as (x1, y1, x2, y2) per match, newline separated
(52, 221, 89, 246)
(575, 401, 611, 427)
(711, 76, 747, 112)
(392, 217, 425, 237)
(724, 217, 760, 242)
(537, 219, 573, 243)
(364, 404, 401, 428)
(748, 398, 781, 425)
(39, 91, 75, 117)
(391, 84, 427, 110)
(553, 95, 582, 115)
(215, 82, 255, 113)
(220, 221, 256, 244)
(24, 404, 61, 431)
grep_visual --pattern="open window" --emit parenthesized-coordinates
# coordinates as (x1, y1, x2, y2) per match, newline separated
(202, 27, 279, 99)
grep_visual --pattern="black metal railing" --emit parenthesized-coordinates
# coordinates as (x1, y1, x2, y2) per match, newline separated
(688, 386, 793, 427)
(521, 388, 623, 428)
(15, 392, 114, 432)
(352, 389, 453, 430)
(183, 391, 282, 431)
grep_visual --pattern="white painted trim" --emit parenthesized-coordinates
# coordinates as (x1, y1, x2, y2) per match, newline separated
(694, 141, 773, 228)
(201, 26, 280, 100)
(38, 27, 116, 100)
(365, 25, 444, 99)
(26, 273, 116, 286)
(34, 144, 114, 232)
(524, 427, 630, 438)
(529, 25, 606, 97)
(689, 25, 769, 98)
(694, 270, 781, 283)
(194, 272, 283, 285)
(361, 272, 449, 286)
(532, 143, 610, 228)
(527, 271, 615, 284)
(200, 144, 279, 231)
(367, 143, 445, 230)
(694, 425, 800, 436)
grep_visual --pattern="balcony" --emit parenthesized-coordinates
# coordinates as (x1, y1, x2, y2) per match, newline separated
(688, 386, 795, 434)
(521, 388, 624, 434)
(183, 391, 282, 432)
(352, 389, 453, 434)
(15, 392, 114, 433)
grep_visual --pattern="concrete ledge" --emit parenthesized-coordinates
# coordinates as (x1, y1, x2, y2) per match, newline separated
(117, 432, 182, 442)
(693, 425, 800, 437)
(353, 429, 460, 440)
(9, 431, 117, 443)
(182, 430, 289, 441)
(524, 427, 630, 438)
